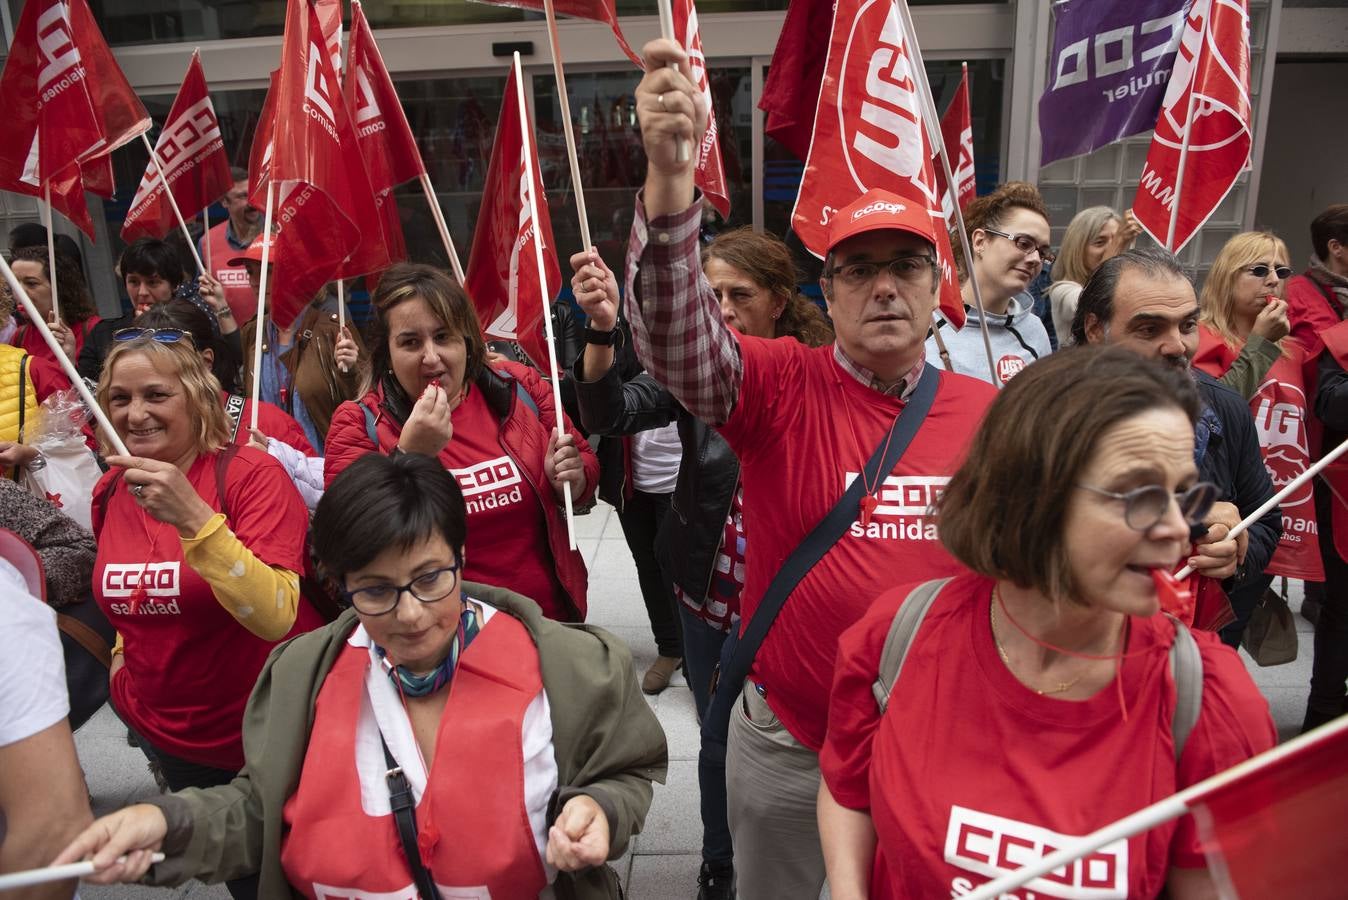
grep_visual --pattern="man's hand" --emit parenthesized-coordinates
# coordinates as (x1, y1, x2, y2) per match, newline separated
(1190, 500, 1245, 579)
(569, 249, 619, 332)
(1205, 500, 1249, 565)
(637, 39, 709, 217)
(545, 795, 609, 872)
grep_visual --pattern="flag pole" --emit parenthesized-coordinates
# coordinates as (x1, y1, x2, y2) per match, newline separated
(655, 0, 692, 164)
(514, 52, 577, 551)
(41, 183, 60, 324)
(249, 182, 275, 432)
(892, 0, 997, 385)
(962, 715, 1348, 900)
(418, 172, 466, 284)
(201, 210, 212, 276)
(335, 278, 348, 373)
(0, 255, 128, 457)
(1165, 87, 1199, 252)
(139, 133, 208, 276)
(543, 0, 592, 249)
(0, 854, 166, 892)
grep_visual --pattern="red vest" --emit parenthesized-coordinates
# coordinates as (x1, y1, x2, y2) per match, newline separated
(280, 614, 549, 899)
(1317, 321, 1348, 562)
(204, 222, 257, 324)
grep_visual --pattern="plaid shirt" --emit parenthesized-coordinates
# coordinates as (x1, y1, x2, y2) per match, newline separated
(623, 193, 923, 424)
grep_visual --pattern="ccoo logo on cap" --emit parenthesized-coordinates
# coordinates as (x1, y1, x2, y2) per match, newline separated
(827, 188, 938, 253)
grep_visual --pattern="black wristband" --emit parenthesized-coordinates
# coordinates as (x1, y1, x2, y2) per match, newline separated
(583, 326, 619, 346)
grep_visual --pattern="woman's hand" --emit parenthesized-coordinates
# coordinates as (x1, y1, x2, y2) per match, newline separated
(1115, 209, 1143, 254)
(397, 383, 453, 457)
(334, 326, 358, 373)
(246, 427, 271, 454)
(49, 314, 76, 359)
(569, 249, 620, 332)
(545, 795, 609, 872)
(197, 274, 235, 331)
(1251, 298, 1290, 343)
(106, 455, 215, 539)
(0, 440, 39, 468)
(545, 431, 586, 500)
(50, 804, 168, 885)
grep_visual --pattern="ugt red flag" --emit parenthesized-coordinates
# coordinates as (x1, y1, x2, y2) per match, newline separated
(935, 63, 975, 214)
(122, 52, 234, 243)
(759, 0, 833, 161)
(671, 0, 729, 218)
(266, 0, 387, 329)
(470, 0, 641, 67)
(1133, 0, 1251, 252)
(344, 1, 426, 262)
(1189, 717, 1348, 899)
(791, 0, 966, 329)
(464, 60, 562, 372)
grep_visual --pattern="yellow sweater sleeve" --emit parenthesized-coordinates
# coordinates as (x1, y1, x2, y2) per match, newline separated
(180, 513, 301, 641)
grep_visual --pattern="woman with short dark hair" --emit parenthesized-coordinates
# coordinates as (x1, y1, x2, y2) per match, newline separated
(819, 346, 1276, 900)
(55, 452, 666, 900)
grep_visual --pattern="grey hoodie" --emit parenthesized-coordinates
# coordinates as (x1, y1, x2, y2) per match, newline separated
(924, 292, 1053, 386)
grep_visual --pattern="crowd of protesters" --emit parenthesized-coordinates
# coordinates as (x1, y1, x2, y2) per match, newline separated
(2, 36, 1346, 900)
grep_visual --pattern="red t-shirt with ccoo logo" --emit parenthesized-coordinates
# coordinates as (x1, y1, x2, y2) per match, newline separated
(821, 573, 1277, 899)
(719, 336, 995, 750)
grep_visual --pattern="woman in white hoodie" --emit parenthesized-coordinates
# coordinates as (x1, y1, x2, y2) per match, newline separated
(926, 182, 1054, 386)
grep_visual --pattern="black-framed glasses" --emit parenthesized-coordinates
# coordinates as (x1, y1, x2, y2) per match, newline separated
(1076, 481, 1218, 532)
(113, 327, 193, 345)
(981, 228, 1056, 265)
(1245, 264, 1293, 281)
(340, 563, 461, 616)
(824, 255, 937, 288)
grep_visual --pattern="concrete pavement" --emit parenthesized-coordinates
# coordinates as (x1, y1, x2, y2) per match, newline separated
(72, 504, 1319, 898)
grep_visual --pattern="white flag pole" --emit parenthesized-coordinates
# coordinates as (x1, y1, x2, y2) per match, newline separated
(543, 0, 593, 250)
(892, 0, 997, 385)
(335, 278, 348, 374)
(0, 853, 167, 892)
(655, 0, 692, 164)
(963, 715, 1348, 900)
(1165, 88, 1199, 252)
(418, 172, 467, 285)
(514, 52, 577, 551)
(0, 255, 128, 456)
(1174, 434, 1348, 580)
(249, 182, 276, 432)
(41, 182, 61, 324)
(139, 133, 208, 276)
(201, 210, 213, 276)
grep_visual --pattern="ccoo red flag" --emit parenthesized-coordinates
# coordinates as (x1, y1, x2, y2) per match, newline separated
(791, 0, 965, 329)
(344, 1, 427, 262)
(1133, 0, 1251, 252)
(671, 0, 730, 218)
(471, 0, 641, 67)
(935, 63, 975, 214)
(315, 0, 344, 77)
(247, 69, 281, 202)
(122, 52, 234, 243)
(464, 60, 562, 372)
(759, 0, 833, 161)
(266, 0, 387, 329)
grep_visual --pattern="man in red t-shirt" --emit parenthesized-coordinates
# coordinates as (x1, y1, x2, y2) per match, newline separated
(618, 41, 995, 898)
(199, 169, 262, 324)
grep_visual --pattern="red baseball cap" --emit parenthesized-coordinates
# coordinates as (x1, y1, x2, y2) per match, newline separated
(226, 236, 279, 268)
(826, 188, 937, 253)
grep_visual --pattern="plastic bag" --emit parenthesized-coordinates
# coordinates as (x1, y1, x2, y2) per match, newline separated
(19, 388, 101, 530)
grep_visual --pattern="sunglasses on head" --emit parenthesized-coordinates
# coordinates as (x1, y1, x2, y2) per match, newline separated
(1245, 264, 1292, 280)
(113, 327, 193, 345)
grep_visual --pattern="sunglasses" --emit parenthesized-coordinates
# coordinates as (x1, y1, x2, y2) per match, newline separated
(113, 327, 193, 344)
(1245, 264, 1293, 280)
(1076, 481, 1218, 532)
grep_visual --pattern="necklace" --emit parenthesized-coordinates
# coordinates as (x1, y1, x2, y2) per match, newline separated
(836, 377, 896, 528)
(989, 590, 1084, 696)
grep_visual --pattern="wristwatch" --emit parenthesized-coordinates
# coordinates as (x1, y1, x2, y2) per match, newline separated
(583, 326, 620, 346)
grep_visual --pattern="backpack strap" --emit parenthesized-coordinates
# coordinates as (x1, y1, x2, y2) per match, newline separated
(1168, 616, 1204, 761)
(224, 393, 246, 443)
(361, 402, 380, 447)
(872, 578, 952, 714)
(514, 381, 539, 418)
(213, 443, 243, 521)
(11, 354, 30, 481)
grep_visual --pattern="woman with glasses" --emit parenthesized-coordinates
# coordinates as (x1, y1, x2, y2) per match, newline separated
(325, 263, 599, 623)
(925, 182, 1055, 386)
(1049, 206, 1141, 345)
(819, 346, 1275, 900)
(87, 332, 322, 898)
(56, 452, 666, 900)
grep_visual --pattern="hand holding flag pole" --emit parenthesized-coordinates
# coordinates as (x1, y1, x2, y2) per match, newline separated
(656, 0, 692, 164)
(0, 854, 167, 891)
(139, 133, 208, 277)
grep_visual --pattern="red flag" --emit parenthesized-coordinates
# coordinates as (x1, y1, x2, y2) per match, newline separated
(759, 0, 833, 161)
(1189, 718, 1348, 899)
(1133, 0, 1251, 252)
(791, 0, 965, 330)
(67, 0, 151, 176)
(464, 61, 562, 372)
(266, 0, 386, 329)
(670, 0, 729, 218)
(344, 1, 426, 262)
(315, 0, 344, 77)
(247, 69, 281, 201)
(471, 0, 641, 67)
(121, 52, 234, 243)
(935, 63, 975, 214)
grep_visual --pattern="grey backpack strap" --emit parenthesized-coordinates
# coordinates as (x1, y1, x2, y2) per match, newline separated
(872, 577, 953, 714)
(1167, 617, 1204, 760)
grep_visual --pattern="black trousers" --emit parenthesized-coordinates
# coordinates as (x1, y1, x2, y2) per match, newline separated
(617, 489, 683, 658)
(1306, 483, 1348, 731)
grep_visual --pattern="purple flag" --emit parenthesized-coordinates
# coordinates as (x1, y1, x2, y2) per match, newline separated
(1038, 0, 1190, 167)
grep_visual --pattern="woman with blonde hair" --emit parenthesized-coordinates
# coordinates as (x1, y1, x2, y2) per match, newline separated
(1049, 206, 1140, 343)
(1196, 231, 1296, 398)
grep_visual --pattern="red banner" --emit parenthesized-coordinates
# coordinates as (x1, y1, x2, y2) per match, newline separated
(472, 0, 641, 67)
(759, 0, 833, 162)
(247, 69, 281, 202)
(315, 0, 344, 77)
(1133, 0, 1251, 252)
(936, 63, 975, 214)
(464, 61, 562, 372)
(791, 0, 965, 329)
(122, 52, 234, 243)
(670, 0, 730, 218)
(266, 0, 387, 329)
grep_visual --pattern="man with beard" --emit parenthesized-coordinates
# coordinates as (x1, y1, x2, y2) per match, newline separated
(1072, 248, 1281, 621)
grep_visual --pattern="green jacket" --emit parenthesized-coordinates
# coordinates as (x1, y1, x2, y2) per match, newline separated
(146, 583, 668, 899)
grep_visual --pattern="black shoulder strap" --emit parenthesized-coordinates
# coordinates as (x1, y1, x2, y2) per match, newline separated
(213, 443, 242, 522)
(703, 364, 941, 741)
(224, 394, 246, 443)
(16, 353, 30, 447)
(380, 736, 443, 900)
